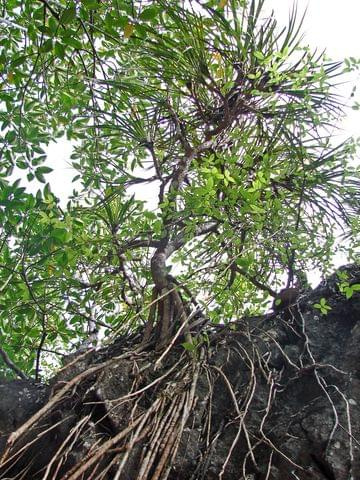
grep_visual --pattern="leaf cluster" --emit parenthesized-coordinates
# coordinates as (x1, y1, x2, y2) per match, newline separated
(0, 0, 359, 376)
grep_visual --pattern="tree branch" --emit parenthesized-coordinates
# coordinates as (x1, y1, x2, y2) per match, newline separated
(234, 265, 277, 297)
(0, 346, 28, 380)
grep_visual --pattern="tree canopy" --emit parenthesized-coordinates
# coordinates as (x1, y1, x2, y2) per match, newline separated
(0, 0, 359, 378)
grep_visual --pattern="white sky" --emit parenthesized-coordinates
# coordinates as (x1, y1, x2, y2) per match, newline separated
(272, 1, 360, 60)
(29, 0, 359, 205)
(271, 0, 360, 136)
(268, 0, 360, 282)
(9, 2, 360, 273)
(5, 1, 358, 289)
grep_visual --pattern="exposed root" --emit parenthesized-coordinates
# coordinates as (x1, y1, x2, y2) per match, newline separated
(0, 303, 357, 479)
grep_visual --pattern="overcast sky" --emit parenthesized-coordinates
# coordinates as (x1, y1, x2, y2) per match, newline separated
(273, 1, 359, 60)
(271, 0, 360, 135)
(5, 1, 357, 287)
(13, 1, 360, 203)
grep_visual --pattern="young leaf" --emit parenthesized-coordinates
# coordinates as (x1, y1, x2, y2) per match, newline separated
(124, 23, 134, 38)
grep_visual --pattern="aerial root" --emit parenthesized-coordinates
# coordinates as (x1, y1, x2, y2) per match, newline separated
(0, 309, 355, 479)
(142, 284, 194, 350)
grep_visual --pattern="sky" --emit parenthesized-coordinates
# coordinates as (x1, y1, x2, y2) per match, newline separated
(271, 0, 360, 136)
(272, 1, 360, 62)
(6, 1, 359, 288)
(28, 0, 359, 205)
(9, 1, 360, 226)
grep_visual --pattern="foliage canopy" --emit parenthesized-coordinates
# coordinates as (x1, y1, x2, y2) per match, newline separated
(0, 0, 359, 377)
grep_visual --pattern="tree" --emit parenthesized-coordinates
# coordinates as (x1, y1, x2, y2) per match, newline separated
(1, 0, 360, 478)
(1, 0, 359, 377)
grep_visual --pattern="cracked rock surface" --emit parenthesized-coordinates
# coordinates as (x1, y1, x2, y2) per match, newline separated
(0, 264, 359, 479)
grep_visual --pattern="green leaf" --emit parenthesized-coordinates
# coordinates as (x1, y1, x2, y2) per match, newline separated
(51, 228, 68, 243)
(11, 55, 27, 67)
(253, 51, 264, 60)
(48, 16, 58, 34)
(114, 15, 128, 28)
(139, 6, 160, 21)
(60, 6, 76, 25)
(314, 298, 331, 314)
(345, 288, 353, 300)
(36, 166, 53, 175)
(35, 168, 46, 183)
(6, 130, 16, 143)
(181, 342, 196, 352)
(40, 39, 53, 53)
(82, 0, 99, 10)
(54, 42, 66, 59)
(63, 36, 82, 49)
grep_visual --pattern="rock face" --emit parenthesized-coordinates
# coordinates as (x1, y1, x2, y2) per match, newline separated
(0, 379, 49, 454)
(272, 286, 299, 311)
(0, 264, 359, 479)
